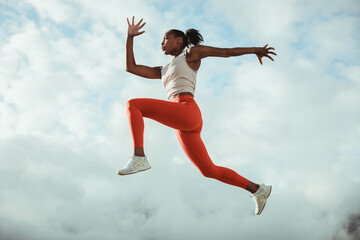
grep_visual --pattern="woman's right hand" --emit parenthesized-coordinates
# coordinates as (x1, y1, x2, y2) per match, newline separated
(127, 16, 146, 37)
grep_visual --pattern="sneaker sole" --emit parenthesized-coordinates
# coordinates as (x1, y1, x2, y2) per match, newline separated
(117, 166, 151, 176)
(257, 185, 272, 215)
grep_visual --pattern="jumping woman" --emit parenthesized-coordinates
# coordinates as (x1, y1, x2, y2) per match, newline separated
(118, 16, 277, 215)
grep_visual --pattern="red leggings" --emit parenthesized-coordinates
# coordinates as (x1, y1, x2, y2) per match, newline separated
(126, 95, 250, 189)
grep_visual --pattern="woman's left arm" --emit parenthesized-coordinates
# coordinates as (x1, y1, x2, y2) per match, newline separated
(188, 44, 277, 65)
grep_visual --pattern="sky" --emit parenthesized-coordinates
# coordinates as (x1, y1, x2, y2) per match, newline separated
(0, 0, 360, 239)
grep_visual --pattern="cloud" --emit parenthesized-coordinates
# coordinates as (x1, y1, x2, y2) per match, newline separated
(333, 212, 360, 240)
(0, 0, 359, 239)
(24, 0, 77, 23)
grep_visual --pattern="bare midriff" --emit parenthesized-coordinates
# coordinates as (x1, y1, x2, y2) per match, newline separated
(169, 92, 194, 101)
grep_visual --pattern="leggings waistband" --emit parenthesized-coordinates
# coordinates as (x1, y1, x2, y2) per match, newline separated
(170, 94, 194, 102)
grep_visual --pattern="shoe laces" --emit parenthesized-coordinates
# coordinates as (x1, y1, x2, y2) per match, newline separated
(250, 194, 268, 203)
(250, 187, 268, 203)
(125, 157, 144, 169)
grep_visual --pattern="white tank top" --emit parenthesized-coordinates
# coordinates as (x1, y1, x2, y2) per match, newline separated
(161, 50, 197, 100)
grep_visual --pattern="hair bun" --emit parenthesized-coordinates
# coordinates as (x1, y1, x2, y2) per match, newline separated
(185, 29, 204, 46)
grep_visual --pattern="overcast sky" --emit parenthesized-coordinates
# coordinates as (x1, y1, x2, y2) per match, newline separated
(1, 0, 360, 240)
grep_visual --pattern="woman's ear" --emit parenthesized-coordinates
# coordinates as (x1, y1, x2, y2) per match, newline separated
(176, 37, 182, 46)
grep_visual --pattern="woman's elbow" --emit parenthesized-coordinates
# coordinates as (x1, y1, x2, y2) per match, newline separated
(126, 65, 135, 73)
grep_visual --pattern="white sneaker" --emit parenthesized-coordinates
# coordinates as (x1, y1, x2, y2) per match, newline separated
(250, 183, 272, 215)
(117, 156, 151, 175)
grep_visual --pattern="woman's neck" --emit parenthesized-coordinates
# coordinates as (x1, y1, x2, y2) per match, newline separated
(172, 48, 184, 59)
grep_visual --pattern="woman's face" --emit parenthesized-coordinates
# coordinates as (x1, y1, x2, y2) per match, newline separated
(161, 32, 181, 55)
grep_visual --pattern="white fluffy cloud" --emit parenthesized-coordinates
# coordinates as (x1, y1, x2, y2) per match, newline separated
(0, 0, 359, 240)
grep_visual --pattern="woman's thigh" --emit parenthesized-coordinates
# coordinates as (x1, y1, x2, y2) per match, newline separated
(128, 98, 202, 132)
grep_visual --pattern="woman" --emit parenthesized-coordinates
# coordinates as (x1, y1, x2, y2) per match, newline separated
(118, 16, 277, 215)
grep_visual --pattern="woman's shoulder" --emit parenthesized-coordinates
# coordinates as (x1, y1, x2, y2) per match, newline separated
(186, 45, 204, 54)
(185, 45, 204, 64)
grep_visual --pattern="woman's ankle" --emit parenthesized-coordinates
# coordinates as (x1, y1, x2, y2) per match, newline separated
(134, 147, 145, 157)
(246, 181, 260, 194)
(134, 154, 146, 157)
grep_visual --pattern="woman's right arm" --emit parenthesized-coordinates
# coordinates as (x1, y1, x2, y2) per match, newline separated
(126, 17, 161, 79)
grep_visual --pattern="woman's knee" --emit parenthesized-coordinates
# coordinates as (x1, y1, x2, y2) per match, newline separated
(127, 98, 141, 110)
(200, 165, 219, 178)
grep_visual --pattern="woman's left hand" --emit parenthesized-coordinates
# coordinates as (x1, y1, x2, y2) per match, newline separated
(255, 45, 277, 65)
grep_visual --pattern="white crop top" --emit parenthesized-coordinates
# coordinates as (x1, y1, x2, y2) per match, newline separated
(161, 50, 197, 100)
